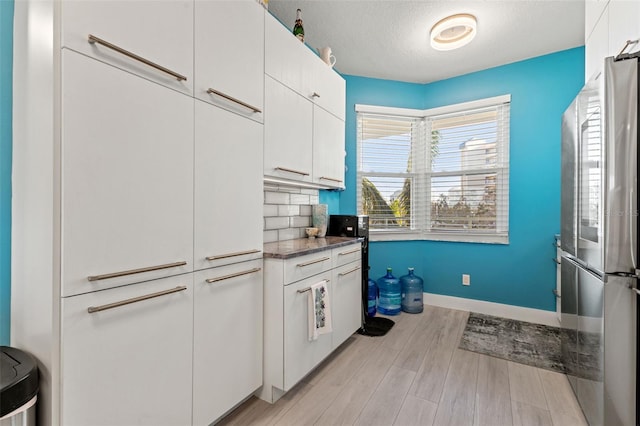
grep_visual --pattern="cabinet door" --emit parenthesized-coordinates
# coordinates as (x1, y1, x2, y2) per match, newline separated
(194, 0, 264, 122)
(264, 76, 313, 184)
(608, 0, 640, 58)
(61, 0, 193, 94)
(311, 62, 346, 121)
(194, 101, 263, 271)
(331, 261, 362, 348)
(265, 11, 314, 100)
(193, 261, 263, 426)
(283, 271, 333, 390)
(61, 274, 193, 426)
(61, 50, 193, 297)
(313, 107, 346, 188)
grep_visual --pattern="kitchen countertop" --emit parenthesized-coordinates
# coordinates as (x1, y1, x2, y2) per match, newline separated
(263, 236, 362, 259)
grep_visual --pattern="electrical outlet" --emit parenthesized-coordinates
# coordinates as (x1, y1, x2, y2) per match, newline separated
(462, 274, 470, 286)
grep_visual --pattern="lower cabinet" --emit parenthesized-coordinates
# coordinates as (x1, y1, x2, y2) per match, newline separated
(192, 260, 263, 425)
(331, 262, 362, 347)
(60, 274, 194, 426)
(283, 271, 333, 390)
(260, 242, 362, 403)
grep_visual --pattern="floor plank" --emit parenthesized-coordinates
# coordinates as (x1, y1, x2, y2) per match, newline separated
(354, 365, 416, 425)
(474, 354, 512, 426)
(538, 369, 587, 426)
(393, 395, 438, 426)
(507, 361, 547, 410)
(511, 401, 553, 426)
(432, 348, 479, 426)
(313, 345, 400, 426)
(410, 308, 469, 403)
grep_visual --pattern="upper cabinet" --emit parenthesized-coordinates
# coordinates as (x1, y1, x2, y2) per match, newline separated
(264, 12, 346, 189)
(194, 0, 265, 122)
(585, 0, 640, 82)
(61, 0, 193, 95)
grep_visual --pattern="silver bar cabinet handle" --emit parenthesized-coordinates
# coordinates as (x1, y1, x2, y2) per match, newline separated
(338, 247, 361, 256)
(297, 280, 330, 293)
(206, 88, 262, 113)
(311, 92, 320, 98)
(552, 289, 560, 298)
(88, 261, 187, 281)
(339, 266, 361, 277)
(88, 34, 187, 81)
(206, 249, 261, 261)
(552, 258, 560, 265)
(206, 267, 262, 284)
(296, 257, 330, 268)
(275, 167, 310, 177)
(320, 177, 342, 183)
(87, 286, 187, 313)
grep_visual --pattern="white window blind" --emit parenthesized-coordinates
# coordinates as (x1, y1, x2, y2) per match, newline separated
(356, 96, 510, 243)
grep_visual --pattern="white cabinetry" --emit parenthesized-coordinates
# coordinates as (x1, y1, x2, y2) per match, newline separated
(264, 76, 314, 184)
(61, 0, 193, 95)
(264, 12, 346, 189)
(608, 0, 640, 58)
(13, 1, 265, 424)
(193, 261, 263, 425)
(260, 241, 361, 403)
(194, 100, 263, 271)
(194, 0, 264, 121)
(585, 0, 640, 82)
(61, 50, 194, 297)
(60, 275, 194, 426)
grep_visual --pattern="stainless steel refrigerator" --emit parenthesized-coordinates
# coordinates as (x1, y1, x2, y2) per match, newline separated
(561, 54, 639, 425)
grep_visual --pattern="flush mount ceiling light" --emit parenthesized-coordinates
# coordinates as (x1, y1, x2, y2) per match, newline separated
(430, 13, 477, 51)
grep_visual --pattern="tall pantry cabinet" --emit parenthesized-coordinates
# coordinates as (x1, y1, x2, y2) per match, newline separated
(12, 0, 264, 425)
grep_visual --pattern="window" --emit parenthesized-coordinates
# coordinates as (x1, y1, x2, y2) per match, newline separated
(356, 95, 510, 243)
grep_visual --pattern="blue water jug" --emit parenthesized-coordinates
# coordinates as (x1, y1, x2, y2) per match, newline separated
(367, 278, 377, 317)
(377, 268, 401, 315)
(400, 268, 424, 313)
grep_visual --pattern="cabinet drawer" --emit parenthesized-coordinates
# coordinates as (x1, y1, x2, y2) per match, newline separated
(61, 274, 193, 426)
(61, 50, 194, 297)
(283, 252, 333, 285)
(61, 0, 193, 95)
(332, 244, 362, 268)
(283, 272, 333, 390)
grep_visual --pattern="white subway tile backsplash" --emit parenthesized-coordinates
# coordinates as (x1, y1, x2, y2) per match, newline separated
(263, 230, 278, 243)
(278, 228, 301, 241)
(278, 205, 300, 217)
(265, 216, 289, 230)
(263, 204, 278, 217)
(290, 194, 310, 205)
(300, 205, 312, 216)
(290, 215, 311, 227)
(265, 191, 290, 205)
(264, 186, 321, 242)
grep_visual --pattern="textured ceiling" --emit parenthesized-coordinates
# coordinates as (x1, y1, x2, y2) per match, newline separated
(267, 1, 585, 84)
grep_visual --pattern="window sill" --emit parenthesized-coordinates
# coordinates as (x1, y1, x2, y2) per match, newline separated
(370, 230, 509, 245)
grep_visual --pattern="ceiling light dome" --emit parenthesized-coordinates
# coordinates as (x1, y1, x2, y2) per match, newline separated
(430, 13, 477, 51)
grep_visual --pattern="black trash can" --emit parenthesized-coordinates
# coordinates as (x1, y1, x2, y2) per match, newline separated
(1, 346, 39, 426)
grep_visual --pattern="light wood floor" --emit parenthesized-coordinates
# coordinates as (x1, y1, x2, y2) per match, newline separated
(218, 305, 588, 426)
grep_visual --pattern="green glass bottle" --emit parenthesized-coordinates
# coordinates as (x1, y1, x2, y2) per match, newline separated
(293, 9, 304, 42)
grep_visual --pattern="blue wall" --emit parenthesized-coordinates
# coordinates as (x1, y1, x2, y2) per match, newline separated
(339, 47, 585, 311)
(0, 0, 13, 345)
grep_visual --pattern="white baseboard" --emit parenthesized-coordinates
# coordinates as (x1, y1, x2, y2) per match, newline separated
(424, 292, 560, 327)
